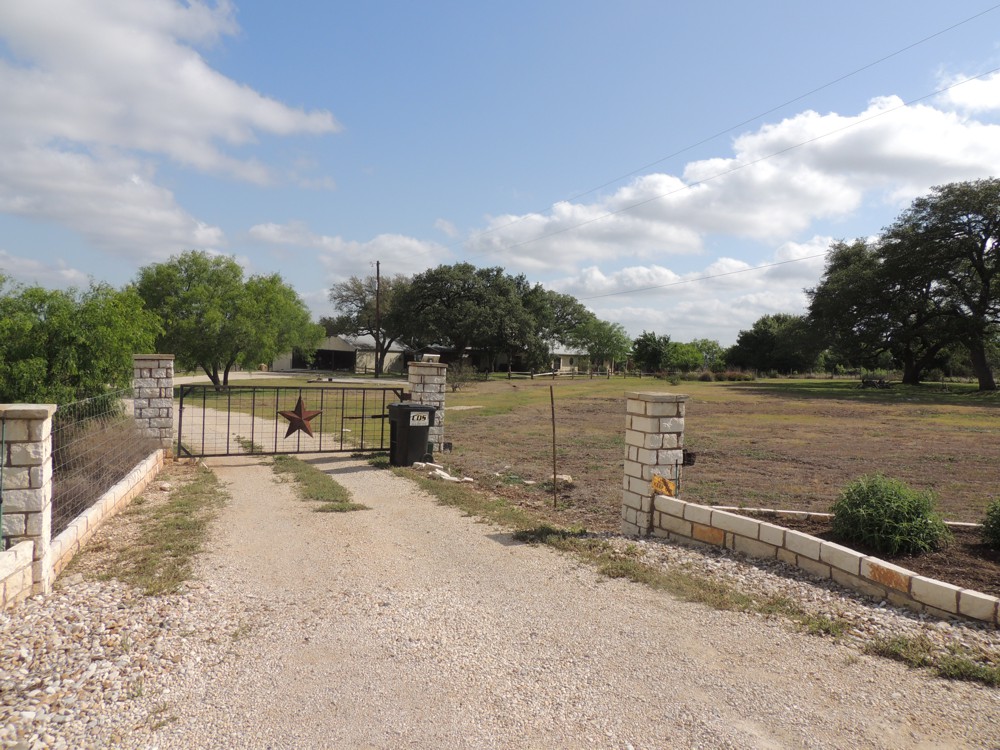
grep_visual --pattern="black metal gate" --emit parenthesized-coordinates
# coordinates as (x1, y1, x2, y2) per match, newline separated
(176, 384, 405, 458)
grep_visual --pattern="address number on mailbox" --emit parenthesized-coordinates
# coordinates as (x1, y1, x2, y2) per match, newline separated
(409, 412, 430, 427)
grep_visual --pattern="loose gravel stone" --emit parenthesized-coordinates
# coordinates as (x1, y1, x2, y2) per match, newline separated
(2, 456, 999, 749)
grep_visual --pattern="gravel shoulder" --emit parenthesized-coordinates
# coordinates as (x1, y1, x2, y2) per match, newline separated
(4, 456, 1000, 749)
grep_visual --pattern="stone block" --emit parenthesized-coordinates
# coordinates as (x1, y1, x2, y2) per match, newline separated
(958, 589, 999, 624)
(758, 522, 785, 547)
(660, 433, 679, 449)
(10, 442, 47, 467)
(645, 401, 681, 417)
(623, 460, 644, 479)
(624, 430, 647, 448)
(1, 489, 47, 513)
(658, 417, 684, 433)
(628, 415, 661, 434)
(691, 523, 725, 546)
(910, 576, 960, 614)
(831, 569, 887, 599)
(623, 506, 638, 525)
(861, 559, 912, 593)
(149, 398, 173, 409)
(635, 448, 658, 465)
(133, 377, 157, 389)
(625, 399, 647, 415)
(627, 476, 650, 496)
(622, 490, 645, 511)
(732, 535, 777, 560)
(653, 495, 685, 518)
(0, 420, 29, 441)
(621, 520, 642, 537)
(656, 449, 683, 467)
(683, 503, 713, 525)
(776, 548, 797, 566)
(642, 433, 664, 450)
(795, 556, 832, 580)
(710, 510, 761, 538)
(1, 467, 31, 491)
(819, 541, 863, 576)
(1, 512, 26, 536)
(658, 514, 692, 537)
(25, 509, 51, 538)
(784, 530, 822, 561)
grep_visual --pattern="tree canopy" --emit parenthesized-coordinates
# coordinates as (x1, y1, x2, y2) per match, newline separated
(136, 251, 323, 388)
(0, 278, 160, 403)
(726, 313, 822, 374)
(324, 272, 411, 377)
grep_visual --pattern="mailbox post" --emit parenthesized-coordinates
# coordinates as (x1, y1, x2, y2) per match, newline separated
(387, 402, 437, 466)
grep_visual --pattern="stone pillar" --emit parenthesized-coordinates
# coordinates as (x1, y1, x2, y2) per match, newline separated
(133, 354, 175, 453)
(407, 362, 447, 453)
(0, 404, 57, 593)
(622, 391, 688, 537)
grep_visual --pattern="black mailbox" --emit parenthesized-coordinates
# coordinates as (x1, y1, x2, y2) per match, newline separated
(387, 402, 436, 466)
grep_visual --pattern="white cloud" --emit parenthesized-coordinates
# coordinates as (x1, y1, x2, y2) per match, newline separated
(464, 93, 1000, 280)
(248, 221, 447, 281)
(0, 250, 89, 288)
(0, 0, 338, 259)
(938, 70, 1000, 113)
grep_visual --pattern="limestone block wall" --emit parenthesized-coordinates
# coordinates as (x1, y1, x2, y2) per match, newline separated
(132, 354, 175, 451)
(407, 362, 447, 452)
(651, 496, 999, 626)
(0, 404, 57, 600)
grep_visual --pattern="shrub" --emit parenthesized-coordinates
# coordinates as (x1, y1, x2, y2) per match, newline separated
(982, 499, 1000, 550)
(831, 474, 950, 556)
(697, 371, 714, 382)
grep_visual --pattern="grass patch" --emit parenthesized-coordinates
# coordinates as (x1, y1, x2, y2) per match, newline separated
(99, 463, 227, 595)
(866, 636, 1000, 687)
(271, 454, 368, 512)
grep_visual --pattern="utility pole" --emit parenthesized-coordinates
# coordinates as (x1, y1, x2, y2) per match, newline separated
(374, 260, 381, 379)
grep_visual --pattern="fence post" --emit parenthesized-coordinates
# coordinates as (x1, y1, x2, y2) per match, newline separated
(407, 362, 447, 453)
(622, 392, 688, 536)
(0, 404, 58, 594)
(133, 354, 175, 454)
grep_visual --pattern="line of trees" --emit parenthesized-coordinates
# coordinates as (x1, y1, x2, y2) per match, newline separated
(325, 262, 631, 377)
(726, 179, 1000, 391)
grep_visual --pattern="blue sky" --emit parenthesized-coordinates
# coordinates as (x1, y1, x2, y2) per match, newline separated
(2, 1, 1000, 345)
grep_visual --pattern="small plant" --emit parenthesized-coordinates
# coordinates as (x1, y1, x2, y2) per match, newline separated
(981, 498, 1000, 550)
(831, 474, 950, 555)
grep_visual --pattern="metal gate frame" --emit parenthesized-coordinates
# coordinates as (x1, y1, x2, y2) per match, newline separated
(176, 384, 406, 458)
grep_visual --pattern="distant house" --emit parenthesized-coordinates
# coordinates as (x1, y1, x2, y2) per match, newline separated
(551, 345, 589, 373)
(272, 334, 411, 374)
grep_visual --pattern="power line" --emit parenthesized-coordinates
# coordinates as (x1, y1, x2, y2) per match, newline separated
(491, 64, 1000, 256)
(457, 3, 1000, 252)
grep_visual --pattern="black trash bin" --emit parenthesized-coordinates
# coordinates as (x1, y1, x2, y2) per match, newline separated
(387, 402, 436, 466)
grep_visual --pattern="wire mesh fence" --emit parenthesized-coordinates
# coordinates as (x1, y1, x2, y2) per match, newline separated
(52, 390, 162, 537)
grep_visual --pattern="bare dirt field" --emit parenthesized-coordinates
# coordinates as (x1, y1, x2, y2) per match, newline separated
(441, 376, 1000, 596)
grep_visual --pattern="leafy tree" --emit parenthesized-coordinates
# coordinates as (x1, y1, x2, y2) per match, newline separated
(0, 278, 159, 403)
(808, 239, 955, 384)
(325, 273, 411, 377)
(726, 313, 822, 373)
(882, 179, 1000, 391)
(632, 331, 671, 372)
(689, 338, 724, 370)
(136, 251, 322, 388)
(665, 342, 704, 373)
(574, 318, 632, 371)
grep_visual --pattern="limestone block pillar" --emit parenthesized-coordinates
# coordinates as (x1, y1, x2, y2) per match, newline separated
(0, 404, 57, 593)
(622, 392, 688, 536)
(407, 362, 447, 452)
(133, 354, 175, 453)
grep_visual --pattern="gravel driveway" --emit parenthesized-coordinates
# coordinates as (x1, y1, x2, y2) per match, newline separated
(4, 454, 999, 749)
(130, 455, 997, 749)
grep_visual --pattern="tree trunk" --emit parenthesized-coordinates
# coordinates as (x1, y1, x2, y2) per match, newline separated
(968, 338, 997, 391)
(202, 363, 222, 390)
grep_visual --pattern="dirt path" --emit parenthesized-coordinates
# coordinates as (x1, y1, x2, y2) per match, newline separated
(147, 456, 1000, 749)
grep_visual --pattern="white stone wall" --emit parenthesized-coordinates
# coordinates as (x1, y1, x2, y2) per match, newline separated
(132, 354, 174, 452)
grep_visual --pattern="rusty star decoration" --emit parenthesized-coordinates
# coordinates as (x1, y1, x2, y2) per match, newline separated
(278, 396, 322, 438)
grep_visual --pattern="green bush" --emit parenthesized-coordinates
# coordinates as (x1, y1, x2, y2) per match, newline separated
(831, 474, 951, 556)
(982, 499, 1000, 550)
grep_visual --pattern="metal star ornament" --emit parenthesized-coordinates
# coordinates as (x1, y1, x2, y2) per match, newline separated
(278, 396, 322, 438)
